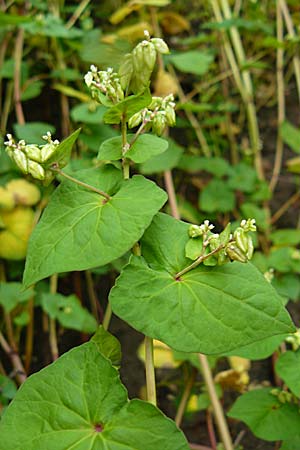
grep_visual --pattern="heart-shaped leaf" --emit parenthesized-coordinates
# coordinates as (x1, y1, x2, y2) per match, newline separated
(110, 214, 295, 354)
(276, 349, 300, 397)
(23, 166, 167, 287)
(0, 340, 189, 450)
(228, 388, 300, 441)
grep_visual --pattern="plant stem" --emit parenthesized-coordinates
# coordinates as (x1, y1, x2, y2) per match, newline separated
(66, 0, 91, 29)
(145, 336, 157, 406)
(175, 245, 224, 279)
(102, 303, 112, 331)
(85, 270, 99, 323)
(52, 166, 111, 200)
(24, 297, 34, 373)
(175, 368, 196, 426)
(270, 191, 300, 224)
(211, 0, 264, 180)
(164, 170, 180, 219)
(198, 354, 233, 450)
(49, 274, 59, 361)
(270, 1, 285, 192)
(279, 0, 300, 105)
(121, 117, 130, 179)
(14, 27, 25, 125)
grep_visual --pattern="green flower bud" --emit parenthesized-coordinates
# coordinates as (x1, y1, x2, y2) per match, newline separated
(246, 235, 254, 259)
(28, 160, 45, 181)
(189, 224, 203, 238)
(226, 243, 248, 263)
(131, 40, 156, 92)
(151, 38, 169, 54)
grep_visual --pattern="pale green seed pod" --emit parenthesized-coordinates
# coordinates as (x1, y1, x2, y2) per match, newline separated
(12, 149, 28, 174)
(151, 38, 169, 55)
(152, 112, 166, 136)
(40, 143, 57, 162)
(128, 111, 143, 129)
(234, 227, 248, 254)
(131, 41, 156, 92)
(119, 53, 134, 91)
(226, 243, 248, 263)
(165, 106, 176, 126)
(24, 144, 42, 163)
(28, 160, 45, 181)
(246, 235, 254, 260)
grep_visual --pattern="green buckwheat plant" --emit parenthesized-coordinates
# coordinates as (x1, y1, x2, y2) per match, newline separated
(0, 35, 296, 450)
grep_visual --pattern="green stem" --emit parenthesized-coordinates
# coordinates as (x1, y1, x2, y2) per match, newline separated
(121, 117, 130, 179)
(270, 1, 285, 192)
(66, 0, 91, 29)
(175, 368, 196, 427)
(198, 354, 233, 450)
(49, 274, 59, 361)
(145, 336, 157, 406)
(102, 303, 112, 331)
(52, 167, 111, 200)
(0, 332, 27, 384)
(175, 245, 224, 279)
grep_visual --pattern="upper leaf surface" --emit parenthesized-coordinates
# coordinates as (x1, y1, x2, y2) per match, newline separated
(0, 341, 189, 450)
(23, 167, 167, 287)
(103, 89, 152, 124)
(110, 214, 295, 354)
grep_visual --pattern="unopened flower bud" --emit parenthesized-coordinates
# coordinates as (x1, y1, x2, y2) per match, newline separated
(40, 143, 58, 162)
(189, 224, 203, 238)
(165, 105, 176, 126)
(234, 228, 248, 254)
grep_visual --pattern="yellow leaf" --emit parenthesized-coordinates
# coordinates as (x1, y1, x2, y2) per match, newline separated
(228, 356, 251, 372)
(160, 11, 190, 35)
(110, 2, 141, 25)
(137, 339, 180, 369)
(117, 22, 153, 42)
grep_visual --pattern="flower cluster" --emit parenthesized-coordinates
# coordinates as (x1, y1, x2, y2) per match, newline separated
(187, 219, 257, 265)
(4, 132, 60, 184)
(128, 94, 176, 136)
(84, 65, 124, 104)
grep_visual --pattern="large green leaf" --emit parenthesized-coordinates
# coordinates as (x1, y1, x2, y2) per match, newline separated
(222, 334, 288, 360)
(0, 341, 189, 450)
(228, 388, 300, 441)
(110, 214, 295, 354)
(23, 167, 167, 287)
(276, 350, 300, 397)
(199, 179, 235, 213)
(139, 138, 183, 174)
(98, 134, 168, 163)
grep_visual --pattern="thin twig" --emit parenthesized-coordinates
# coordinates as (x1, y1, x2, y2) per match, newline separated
(270, 191, 300, 224)
(164, 170, 180, 220)
(0, 332, 27, 384)
(198, 354, 233, 450)
(66, 0, 91, 29)
(175, 245, 224, 279)
(13, 27, 25, 125)
(175, 368, 196, 426)
(85, 270, 99, 323)
(24, 297, 34, 373)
